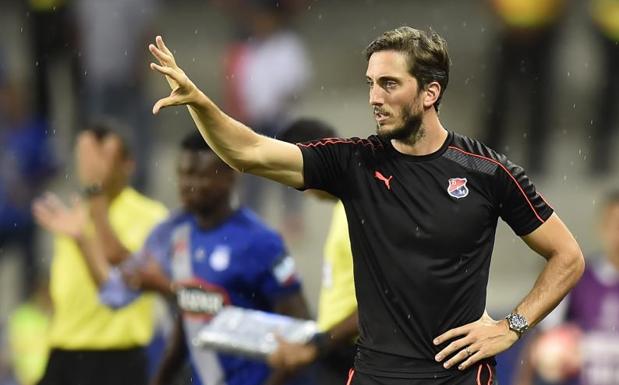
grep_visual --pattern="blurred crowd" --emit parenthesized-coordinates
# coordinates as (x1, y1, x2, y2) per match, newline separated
(0, 1, 618, 385)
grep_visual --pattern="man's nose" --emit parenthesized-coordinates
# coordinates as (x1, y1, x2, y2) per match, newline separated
(369, 87, 384, 106)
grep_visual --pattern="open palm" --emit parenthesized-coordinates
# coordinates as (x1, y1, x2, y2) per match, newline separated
(32, 193, 87, 239)
(149, 35, 202, 114)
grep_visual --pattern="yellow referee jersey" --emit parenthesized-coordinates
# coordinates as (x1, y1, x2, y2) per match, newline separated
(317, 201, 357, 332)
(491, 0, 565, 29)
(591, 0, 619, 41)
(48, 188, 167, 349)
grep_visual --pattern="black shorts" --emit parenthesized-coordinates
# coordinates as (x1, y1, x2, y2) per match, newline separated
(317, 343, 357, 385)
(38, 347, 148, 385)
(346, 363, 496, 385)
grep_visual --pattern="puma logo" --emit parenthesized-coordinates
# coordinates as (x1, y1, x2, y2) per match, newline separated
(374, 170, 393, 190)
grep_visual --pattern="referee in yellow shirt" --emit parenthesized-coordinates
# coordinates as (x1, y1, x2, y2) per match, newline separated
(269, 119, 358, 384)
(34, 124, 167, 385)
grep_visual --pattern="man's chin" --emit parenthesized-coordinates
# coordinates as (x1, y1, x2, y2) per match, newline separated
(376, 124, 401, 139)
(376, 123, 391, 135)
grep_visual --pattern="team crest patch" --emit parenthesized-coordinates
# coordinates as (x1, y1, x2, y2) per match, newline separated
(447, 178, 469, 199)
(209, 245, 231, 271)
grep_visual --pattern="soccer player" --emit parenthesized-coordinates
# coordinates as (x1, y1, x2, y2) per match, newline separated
(268, 119, 358, 384)
(34, 131, 312, 385)
(33, 125, 168, 385)
(148, 26, 585, 385)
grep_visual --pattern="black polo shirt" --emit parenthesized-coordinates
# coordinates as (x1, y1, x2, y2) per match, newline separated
(298, 131, 553, 378)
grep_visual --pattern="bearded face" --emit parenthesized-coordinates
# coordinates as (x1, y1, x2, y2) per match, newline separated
(374, 95, 424, 141)
(366, 51, 428, 144)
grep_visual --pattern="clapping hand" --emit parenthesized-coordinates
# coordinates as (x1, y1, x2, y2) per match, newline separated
(32, 193, 87, 239)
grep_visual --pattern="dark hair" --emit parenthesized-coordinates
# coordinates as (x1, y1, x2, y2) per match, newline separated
(364, 26, 450, 111)
(180, 131, 213, 153)
(84, 120, 132, 158)
(278, 118, 338, 144)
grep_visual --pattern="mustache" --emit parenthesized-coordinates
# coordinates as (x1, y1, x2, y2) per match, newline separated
(373, 107, 389, 115)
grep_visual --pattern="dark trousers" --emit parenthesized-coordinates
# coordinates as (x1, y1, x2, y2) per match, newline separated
(483, 28, 558, 174)
(348, 363, 495, 385)
(317, 343, 357, 385)
(591, 31, 619, 173)
(29, 7, 77, 120)
(38, 347, 148, 385)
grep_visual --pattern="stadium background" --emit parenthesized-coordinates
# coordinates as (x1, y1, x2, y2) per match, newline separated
(0, 0, 616, 384)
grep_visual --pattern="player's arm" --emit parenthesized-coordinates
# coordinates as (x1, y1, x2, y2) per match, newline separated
(148, 36, 304, 189)
(433, 213, 584, 371)
(269, 310, 359, 371)
(151, 315, 188, 385)
(273, 292, 311, 320)
(512, 214, 584, 327)
(261, 292, 312, 385)
(317, 310, 359, 353)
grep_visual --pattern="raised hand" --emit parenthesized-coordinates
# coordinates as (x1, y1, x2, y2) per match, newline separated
(148, 35, 203, 114)
(32, 193, 87, 239)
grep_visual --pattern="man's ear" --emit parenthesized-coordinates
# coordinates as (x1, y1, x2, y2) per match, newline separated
(423, 81, 441, 109)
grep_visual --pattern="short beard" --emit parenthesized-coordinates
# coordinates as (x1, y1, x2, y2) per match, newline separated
(377, 103, 424, 144)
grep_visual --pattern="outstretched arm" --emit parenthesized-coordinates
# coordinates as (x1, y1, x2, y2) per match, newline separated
(149, 36, 304, 188)
(433, 213, 584, 370)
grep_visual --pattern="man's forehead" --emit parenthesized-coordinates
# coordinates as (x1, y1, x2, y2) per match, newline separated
(365, 50, 410, 79)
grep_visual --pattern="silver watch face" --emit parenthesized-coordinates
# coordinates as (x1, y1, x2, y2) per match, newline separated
(507, 313, 528, 333)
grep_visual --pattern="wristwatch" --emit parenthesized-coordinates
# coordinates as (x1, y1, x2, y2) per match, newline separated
(505, 313, 529, 337)
(82, 183, 104, 198)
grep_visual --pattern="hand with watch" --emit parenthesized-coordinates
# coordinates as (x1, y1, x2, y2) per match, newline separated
(433, 310, 528, 371)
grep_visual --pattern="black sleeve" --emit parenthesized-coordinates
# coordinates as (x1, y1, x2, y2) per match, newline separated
(495, 158, 554, 236)
(297, 138, 356, 197)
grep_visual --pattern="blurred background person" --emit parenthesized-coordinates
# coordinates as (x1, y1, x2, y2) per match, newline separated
(483, 0, 567, 175)
(74, 0, 160, 190)
(218, 0, 311, 235)
(0, 320, 16, 385)
(6, 277, 51, 385)
(514, 190, 619, 385)
(33, 125, 167, 385)
(588, 0, 619, 174)
(26, 0, 77, 122)
(270, 119, 358, 385)
(0, 79, 57, 300)
(34, 130, 314, 385)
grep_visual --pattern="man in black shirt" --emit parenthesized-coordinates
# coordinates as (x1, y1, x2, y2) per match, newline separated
(147, 26, 584, 385)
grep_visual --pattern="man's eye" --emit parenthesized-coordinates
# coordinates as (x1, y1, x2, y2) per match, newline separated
(385, 81, 397, 89)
